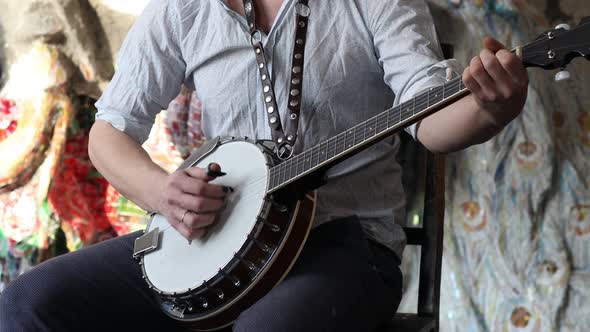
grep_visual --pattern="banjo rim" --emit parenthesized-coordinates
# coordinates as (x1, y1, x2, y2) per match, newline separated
(134, 136, 315, 327)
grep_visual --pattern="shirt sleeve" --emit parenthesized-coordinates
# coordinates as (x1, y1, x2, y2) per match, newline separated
(368, 0, 462, 140)
(94, 0, 187, 145)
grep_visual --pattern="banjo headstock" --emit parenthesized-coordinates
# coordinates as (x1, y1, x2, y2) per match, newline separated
(520, 16, 590, 75)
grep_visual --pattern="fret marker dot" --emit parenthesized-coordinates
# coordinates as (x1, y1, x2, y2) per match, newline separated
(267, 106, 275, 113)
(296, 39, 303, 45)
(265, 96, 272, 103)
(259, 63, 264, 69)
(294, 53, 302, 60)
(262, 74, 267, 80)
(264, 86, 270, 93)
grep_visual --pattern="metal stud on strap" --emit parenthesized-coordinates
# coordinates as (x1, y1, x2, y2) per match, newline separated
(242, 0, 310, 160)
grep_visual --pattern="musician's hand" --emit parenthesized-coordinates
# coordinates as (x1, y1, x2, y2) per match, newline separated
(462, 37, 529, 126)
(157, 163, 229, 240)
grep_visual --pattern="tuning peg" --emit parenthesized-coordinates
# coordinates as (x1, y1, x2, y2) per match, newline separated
(555, 23, 571, 31)
(555, 70, 571, 82)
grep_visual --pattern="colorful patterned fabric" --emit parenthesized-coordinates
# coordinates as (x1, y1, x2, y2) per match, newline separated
(0, 42, 200, 286)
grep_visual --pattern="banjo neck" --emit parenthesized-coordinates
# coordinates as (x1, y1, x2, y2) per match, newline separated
(268, 12, 590, 194)
(267, 74, 469, 194)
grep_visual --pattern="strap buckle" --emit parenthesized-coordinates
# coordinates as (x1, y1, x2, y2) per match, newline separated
(276, 142, 295, 160)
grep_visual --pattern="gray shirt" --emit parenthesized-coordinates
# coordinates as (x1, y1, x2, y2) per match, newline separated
(94, 0, 459, 259)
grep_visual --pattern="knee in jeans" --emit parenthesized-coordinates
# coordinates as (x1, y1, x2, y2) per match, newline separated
(0, 266, 56, 317)
(1, 275, 30, 318)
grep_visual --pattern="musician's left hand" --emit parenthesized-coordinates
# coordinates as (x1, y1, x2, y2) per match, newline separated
(462, 37, 529, 126)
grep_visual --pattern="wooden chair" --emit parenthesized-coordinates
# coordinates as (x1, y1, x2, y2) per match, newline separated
(383, 129, 446, 332)
(381, 38, 452, 332)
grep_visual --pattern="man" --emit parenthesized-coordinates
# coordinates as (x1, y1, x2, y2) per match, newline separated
(0, 0, 528, 331)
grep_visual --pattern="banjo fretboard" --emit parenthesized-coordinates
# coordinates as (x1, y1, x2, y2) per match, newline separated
(267, 75, 468, 193)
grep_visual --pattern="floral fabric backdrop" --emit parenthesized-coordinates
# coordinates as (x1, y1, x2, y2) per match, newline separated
(0, 40, 200, 288)
(0, 1, 589, 331)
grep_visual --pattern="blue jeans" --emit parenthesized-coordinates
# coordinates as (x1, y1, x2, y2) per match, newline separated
(0, 217, 402, 332)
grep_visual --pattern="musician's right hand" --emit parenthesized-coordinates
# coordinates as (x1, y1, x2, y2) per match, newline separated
(157, 163, 229, 240)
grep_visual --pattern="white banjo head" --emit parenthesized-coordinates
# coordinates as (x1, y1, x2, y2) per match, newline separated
(142, 139, 269, 294)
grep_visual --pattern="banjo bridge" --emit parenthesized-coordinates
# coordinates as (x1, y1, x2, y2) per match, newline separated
(133, 227, 160, 258)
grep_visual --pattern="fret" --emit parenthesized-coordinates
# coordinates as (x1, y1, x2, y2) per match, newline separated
(335, 132, 346, 156)
(366, 116, 378, 140)
(328, 136, 336, 159)
(430, 86, 444, 105)
(274, 167, 281, 188)
(373, 116, 379, 137)
(400, 101, 413, 122)
(286, 156, 293, 180)
(354, 123, 365, 146)
(418, 90, 429, 113)
(445, 79, 458, 96)
(278, 162, 286, 186)
(315, 142, 321, 166)
(270, 168, 276, 189)
(375, 112, 387, 134)
(293, 157, 300, 180)
(345, 128, 354, 150)
(318, 140, 327, 164)
(271, 164, 279, 188)
(298, 153, 306, 175)
(299, 153, 306, 176)
(310, 145, 319, 170)
(305, 149, 312, 171)
(389, 106, 398, 127)
(325, 136, 334, 160)
(300, 150, 308, 174)
(290, 155, 298, 177)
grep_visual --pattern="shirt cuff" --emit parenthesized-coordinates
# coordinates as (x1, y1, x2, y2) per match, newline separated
(401, 58, 462, 140)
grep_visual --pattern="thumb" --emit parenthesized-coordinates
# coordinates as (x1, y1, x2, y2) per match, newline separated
(206, 162, 226, 180)
(483, 36, 506, 53)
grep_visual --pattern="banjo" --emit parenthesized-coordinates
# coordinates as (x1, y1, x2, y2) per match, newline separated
(131, 3, 590, 329)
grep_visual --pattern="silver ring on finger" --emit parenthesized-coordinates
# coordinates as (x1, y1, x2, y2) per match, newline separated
(181, 209, 190, 224)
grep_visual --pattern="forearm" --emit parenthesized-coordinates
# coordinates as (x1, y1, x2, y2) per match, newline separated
(88, 120, 168, 213)
(416, 94, 509, 154)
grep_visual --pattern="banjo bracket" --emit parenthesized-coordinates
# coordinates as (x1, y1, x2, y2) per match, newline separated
(133, 227, 160, 258)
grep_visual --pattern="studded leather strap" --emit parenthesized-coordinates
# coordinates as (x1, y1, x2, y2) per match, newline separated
(242, 0, 310, 159)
